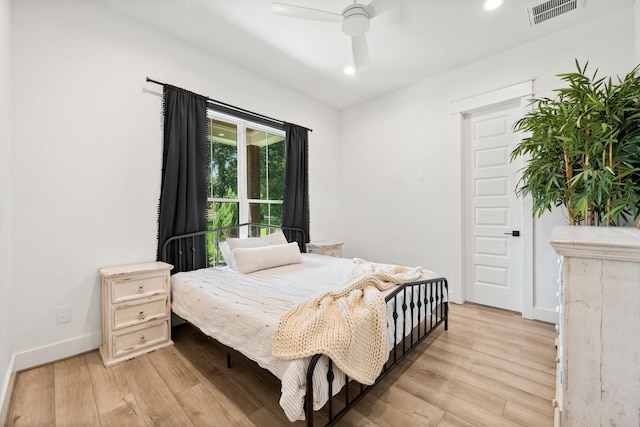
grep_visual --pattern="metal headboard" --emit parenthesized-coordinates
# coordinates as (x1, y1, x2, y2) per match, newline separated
(161, 222, 306, 273)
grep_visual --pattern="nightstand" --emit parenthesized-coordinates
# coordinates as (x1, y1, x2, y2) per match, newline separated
(99, 261, 174, 367)
(306, 241, 343, 257)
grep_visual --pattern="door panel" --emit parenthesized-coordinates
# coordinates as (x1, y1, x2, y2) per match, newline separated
(464, 103, 523, 312)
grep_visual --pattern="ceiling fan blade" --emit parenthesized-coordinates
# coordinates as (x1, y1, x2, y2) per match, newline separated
(271, 2, 342, 22)
(364, 0, 396, 18)
(352, 35, 370, 69)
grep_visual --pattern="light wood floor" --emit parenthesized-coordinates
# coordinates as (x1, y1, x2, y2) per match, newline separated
(6, 303, 556, 426)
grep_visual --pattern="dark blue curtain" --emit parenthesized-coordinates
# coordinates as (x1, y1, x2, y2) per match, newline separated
(156, 85, 208, 271)
(282, 123, 310, 251)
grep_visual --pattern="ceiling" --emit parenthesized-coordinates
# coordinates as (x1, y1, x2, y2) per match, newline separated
(97, 0, 635, 109)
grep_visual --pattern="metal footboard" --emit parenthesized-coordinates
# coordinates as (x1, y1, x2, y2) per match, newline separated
(304, 277, 449, 426)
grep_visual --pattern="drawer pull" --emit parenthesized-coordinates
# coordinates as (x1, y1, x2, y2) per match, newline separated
(137, 284, 145, 294)
(138, 335, 146, 345)
(137, 311, 146, 321)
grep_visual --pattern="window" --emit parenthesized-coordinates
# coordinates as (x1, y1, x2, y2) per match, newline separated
(207, 112, 286, 233)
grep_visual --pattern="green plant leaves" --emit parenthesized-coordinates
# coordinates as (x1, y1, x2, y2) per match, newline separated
(512, 61, 640, 226)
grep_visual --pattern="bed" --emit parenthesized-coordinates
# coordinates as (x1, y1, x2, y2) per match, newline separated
(162, 223, 448, 426)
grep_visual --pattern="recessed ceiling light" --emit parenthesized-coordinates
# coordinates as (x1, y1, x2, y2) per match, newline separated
(484, 0, 503, 10)
(344, 66, 356, 76)
(218, 133, 225, 137)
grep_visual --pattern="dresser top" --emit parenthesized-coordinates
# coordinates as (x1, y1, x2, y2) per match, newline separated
(550, 226, 640, 261)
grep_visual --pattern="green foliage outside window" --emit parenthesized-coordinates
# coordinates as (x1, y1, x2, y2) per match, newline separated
(208, 140, 237, 200)
(261, 142, 285, 201)
(205, 118, 286, 263)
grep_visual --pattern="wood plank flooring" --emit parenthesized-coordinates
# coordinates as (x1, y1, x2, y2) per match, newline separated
(6, 303, 556, 426)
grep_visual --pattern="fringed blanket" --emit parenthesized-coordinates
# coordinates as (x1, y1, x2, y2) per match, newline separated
(272, 259, 423, 385)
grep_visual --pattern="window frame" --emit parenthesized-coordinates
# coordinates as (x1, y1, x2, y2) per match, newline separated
(206, 109, 286, 226)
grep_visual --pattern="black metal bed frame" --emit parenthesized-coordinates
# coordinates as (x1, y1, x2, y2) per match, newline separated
(162, 223, 448, 426)
(162, 222, 308, 271)
(306, 277, 448, 426)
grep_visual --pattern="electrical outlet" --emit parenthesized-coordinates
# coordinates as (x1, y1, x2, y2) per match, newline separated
(56, 305, 71, 324)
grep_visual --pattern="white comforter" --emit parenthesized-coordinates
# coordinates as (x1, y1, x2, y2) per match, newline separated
(170, 254, 444, 421)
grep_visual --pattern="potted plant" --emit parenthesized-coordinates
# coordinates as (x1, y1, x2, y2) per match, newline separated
(511, 60, 640, 226)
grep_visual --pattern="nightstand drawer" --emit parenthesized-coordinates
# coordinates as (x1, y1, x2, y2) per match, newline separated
(112, 273, 167, 303)
(113, 320, 170, 357)
(112, 296, 169, 330)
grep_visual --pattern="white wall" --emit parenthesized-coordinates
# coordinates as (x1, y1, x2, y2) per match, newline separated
(0, 0, 13, 415)
(10, 0, 340, 369)
(338, 7, 637, 322)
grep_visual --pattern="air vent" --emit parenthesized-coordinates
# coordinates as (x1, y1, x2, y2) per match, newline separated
(527, 0, 583, 26)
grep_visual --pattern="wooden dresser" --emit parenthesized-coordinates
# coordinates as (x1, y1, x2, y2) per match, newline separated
(550, 227, 640, 427)
(306, 241, 343, 257)
(99, 262, 174, 367)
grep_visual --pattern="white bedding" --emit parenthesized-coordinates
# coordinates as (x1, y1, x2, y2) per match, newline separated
(171, 254, 445, 421)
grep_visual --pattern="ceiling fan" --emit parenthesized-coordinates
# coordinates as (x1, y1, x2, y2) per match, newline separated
(271, 0, 396, 69)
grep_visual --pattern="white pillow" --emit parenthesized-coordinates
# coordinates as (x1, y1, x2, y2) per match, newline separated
(259, 230, 289, 246)
(219, 241, 236, 270)
(224, 231, 290, 271)
(232, 242, 303, 274)
(227, 231, 288, 249)
(226, 236, 266, 251)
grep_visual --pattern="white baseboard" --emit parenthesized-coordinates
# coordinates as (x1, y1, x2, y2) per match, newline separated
(14, 331, 101, 371)
(0, 353, 16, 425)
(533, 306, 558, 324)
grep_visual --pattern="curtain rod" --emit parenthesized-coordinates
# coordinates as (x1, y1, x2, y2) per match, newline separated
(146, 77, 313, 133)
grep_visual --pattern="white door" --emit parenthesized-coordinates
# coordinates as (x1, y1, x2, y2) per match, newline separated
(463, 102, 523, 312)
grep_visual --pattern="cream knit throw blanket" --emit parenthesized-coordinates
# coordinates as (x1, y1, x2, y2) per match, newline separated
(272, 259, 423, 385)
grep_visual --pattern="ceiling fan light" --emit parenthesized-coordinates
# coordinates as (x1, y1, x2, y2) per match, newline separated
(484, 0, 503, 10)
(341, 4, 370, 36)
(342, 14, 370, 36)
